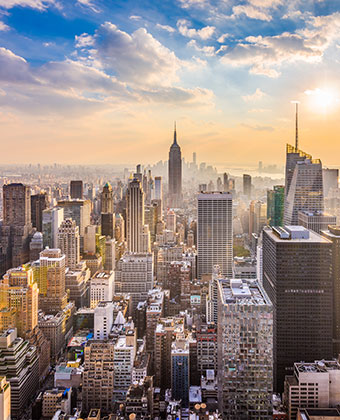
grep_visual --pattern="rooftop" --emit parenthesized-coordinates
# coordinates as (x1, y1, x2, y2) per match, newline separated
(219, 279, 271, 306)
(266, 226, 330, 243)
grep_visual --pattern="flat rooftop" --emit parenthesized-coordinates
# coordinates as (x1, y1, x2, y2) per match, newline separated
(266, 226, 331, 244)
(219, 279, 271, 306)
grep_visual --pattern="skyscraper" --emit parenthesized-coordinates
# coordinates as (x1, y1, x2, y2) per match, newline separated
(0, 184, 33, 275)
(70, 180, 83, 199)
(31, 193, 48, 232)
(243, 174, 252, 198)
(101, 182, 114, 214)
(267, 185, 284, 227)
(57, 219, 80, 269)
(101, 182, 115, 238)
(217, 278, 273, 419)
(168, 124, 182, 208)
(197, 192, 233, 279)
(39, 248, 68, 314)
(263, 225, 333, 392)
(126, 178, 145, 253)
(284, 146, 324, 225)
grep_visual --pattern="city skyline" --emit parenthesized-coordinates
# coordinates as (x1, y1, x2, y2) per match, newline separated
(1, 1, 340, 165)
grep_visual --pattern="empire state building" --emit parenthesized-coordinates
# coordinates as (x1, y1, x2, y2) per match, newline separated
(168, 124, 182, 208)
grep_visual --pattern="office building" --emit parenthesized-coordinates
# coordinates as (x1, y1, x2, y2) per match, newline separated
(113, 328, 137, 400)
(90, 270, 114, 309)
(65, 263, 90, 308)
(284, 145, 324, 225)
(31, 193, 48, 232)
(197, 192, 233, 279)
(94, 301, 114, 340)
(70, 180, 83, 199)
(171, 335, 190, 407)
(284, 361, 340, 420)
(0, 329, 39, 419)
(57, 219, 80, 269)
(263, 226, 333, 392)
(29, 231, 44, 261)
(101, 182, 114, 213)
(323, 168, 339, 197)
(57, 199, 91, 237)
(42, 207, 64, 249)
(168, 124, 182, 208)
(38, 249, 68, 314)
(126, 178, 145, 253)
(42, 388, 71, 418)
(0, 266, 38, 338)
(166, 210, 176, 232)
(217, 278, 273, 419)
(82, 340, 115, 415)
(267, 186, 284, 226)
(249, 200, 267, 239)
(104, 238, 116, 271)
(321, 225, 340, 356)
(243, 174, 252, 198)
(0, 376, 10, 420)
(298, 210, 336, 234)
(154, 176, 163, 203)
(196, 323, 217, 376)
(0, 183, 33, 275)
(115, 252, 153, 310)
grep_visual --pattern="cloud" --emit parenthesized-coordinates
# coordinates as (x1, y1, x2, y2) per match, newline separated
(177, 19, 215, 40)
(248, 0, 282, 7)
(217, 33, 230, 43)
(0, 47, 36, 83)
(221, 31, 324, 77)
(0, 0, 58, 10)
(93, 22, 182, 86)
(232, 5, 272, 21)
(242, 88, 267, 102)
(137, 86, 214, 106)
(177, 0, 207, 9)
(129, 15, 142, 20)
(77, 0, 100, 13)
(0, 21, 9, 30)
(75, 33, 95, 48)
(156, 23, 175, 33)
(187, 40, 215, 56)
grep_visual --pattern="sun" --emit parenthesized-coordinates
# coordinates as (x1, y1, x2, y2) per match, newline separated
(304, 87, 340, 114)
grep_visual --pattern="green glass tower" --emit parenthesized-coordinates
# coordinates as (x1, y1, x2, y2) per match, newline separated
(267, 185, 284, 226)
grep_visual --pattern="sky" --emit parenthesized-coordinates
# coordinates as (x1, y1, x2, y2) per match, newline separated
(1, 0, 340, 167)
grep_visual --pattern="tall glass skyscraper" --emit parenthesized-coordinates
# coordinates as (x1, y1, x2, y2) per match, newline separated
(197, 192, 233, 279)
(267, 185, 284, 226)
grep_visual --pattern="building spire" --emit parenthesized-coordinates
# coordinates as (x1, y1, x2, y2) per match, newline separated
(295, 102, 299, 150)
(173, 121, 177, 145)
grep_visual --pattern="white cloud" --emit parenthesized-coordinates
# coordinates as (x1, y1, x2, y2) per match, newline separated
(75, 33, 95, 48)
(217, 33, 230, 43)
(137, 86, 214, 107)
(232, 5, 272, 21)
(177, 19, 215, 40)
(178, 0, 207, 9)
(187, 40, 215, 56)
(94, 22, 182, 86)
(221, 31, 324, 77)
(77, 0, 100, 13)
(156, 23, 175, 33)
(242, 88, 267, 102)
(248, 0, 282, 7)
(0, 47, 36, 83)
(0, 0, 58, 10)
(129, 15, 142, 20)
(0, 21, 9, 30)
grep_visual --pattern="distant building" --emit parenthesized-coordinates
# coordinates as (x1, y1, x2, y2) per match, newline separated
(197, 192, 233, 279)
(323, 168, 339, 197)
(94, 301, 114, 340)
(31, 193, 48, 232)
(267, 185, 284, 226)
(57, 219, 80, 269)
(70, 180, 83, 199)
(168, 124, 182, 208)
(217, 278, 273, 419)
(115, 253, 153, 311)
(243, 174, 252, 198)
(42, 207, 64, 249)
(126, 178, 145, 253)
